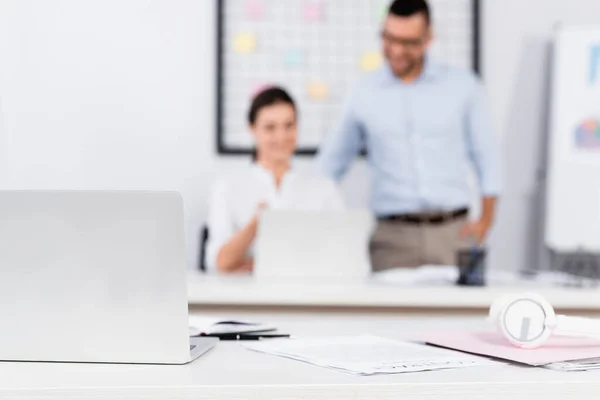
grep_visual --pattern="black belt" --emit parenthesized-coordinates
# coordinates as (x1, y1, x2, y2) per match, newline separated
(378, 208, 469, 225)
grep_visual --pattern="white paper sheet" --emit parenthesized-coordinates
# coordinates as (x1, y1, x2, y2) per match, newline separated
(243, 335, 495, 375)
(371, 265, 458, 286)
(545, 358, 600, 372)
(371, 266, 600, 289)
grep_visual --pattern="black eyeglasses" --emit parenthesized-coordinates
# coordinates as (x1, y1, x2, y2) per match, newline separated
(380, 31, 427, 49)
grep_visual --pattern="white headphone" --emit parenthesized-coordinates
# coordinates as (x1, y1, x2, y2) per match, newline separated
(488, 292, 600, 349)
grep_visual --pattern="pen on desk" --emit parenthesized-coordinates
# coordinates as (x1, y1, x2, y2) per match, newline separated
(201, 333, 292, 341)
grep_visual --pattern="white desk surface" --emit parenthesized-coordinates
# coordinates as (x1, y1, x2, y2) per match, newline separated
(2, 313, 599, 399)
(187, 273, 600, 311)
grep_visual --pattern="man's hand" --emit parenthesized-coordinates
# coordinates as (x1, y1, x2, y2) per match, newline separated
(461, 197, 498, 244)
(460, 219, 492, 244)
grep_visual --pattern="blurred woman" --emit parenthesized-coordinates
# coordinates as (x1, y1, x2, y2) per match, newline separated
(205, 87, 344, 274)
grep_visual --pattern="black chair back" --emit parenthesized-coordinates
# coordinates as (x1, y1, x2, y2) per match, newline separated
(199, 226, 209, 271)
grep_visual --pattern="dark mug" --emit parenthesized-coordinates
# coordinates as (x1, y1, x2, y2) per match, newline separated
(456, 247, 486, 286)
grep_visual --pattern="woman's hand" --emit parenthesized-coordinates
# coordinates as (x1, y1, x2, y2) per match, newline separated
(239, 258, 254, 272)
(249, 201, 268, 229)
(216, 202, 267, 274)
(255, 201, 268, 217)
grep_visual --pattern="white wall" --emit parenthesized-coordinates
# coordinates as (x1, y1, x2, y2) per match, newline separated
(1, 0, 599, 271)
(482, 0, 600, 271)
(0, 0, 217, 268)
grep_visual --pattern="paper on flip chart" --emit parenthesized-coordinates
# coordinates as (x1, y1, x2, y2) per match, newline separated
(243, 335, 495, 375)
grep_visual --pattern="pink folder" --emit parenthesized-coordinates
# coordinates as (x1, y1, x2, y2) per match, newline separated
(413, 330, 600, 366)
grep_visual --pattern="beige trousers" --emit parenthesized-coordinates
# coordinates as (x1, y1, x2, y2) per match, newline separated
(369, 217, 468, 272)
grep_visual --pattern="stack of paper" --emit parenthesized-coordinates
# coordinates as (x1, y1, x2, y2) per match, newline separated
(545, 358, 600, 372)
(189, 316, 275, 337)
(413, 330, 600, 371)
(243, 335, 495, 376)
(371, 266, 600, 288)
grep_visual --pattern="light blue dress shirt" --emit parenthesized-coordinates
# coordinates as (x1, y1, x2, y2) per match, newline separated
(317, 59, 502, 216)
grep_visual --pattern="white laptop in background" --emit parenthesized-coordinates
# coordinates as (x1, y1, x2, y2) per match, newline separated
(254, 210, 374, 282)
(0, 190, 216, 365)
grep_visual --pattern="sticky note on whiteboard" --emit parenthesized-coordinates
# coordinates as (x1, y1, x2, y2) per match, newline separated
(251, 83, 272, 97)
(376, 4, 388, 21)
(307, 82, 329, 100)
(360, 51, 383, 71)
(245, 0, 264, 20)
(234, 33, 257, 54)
(283, 49, 304, 67)
(304, 2, 325, 22)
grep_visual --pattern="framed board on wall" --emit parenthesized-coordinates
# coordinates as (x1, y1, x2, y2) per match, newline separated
(544, 26, 600, 253)
(216, 0, 481, 155)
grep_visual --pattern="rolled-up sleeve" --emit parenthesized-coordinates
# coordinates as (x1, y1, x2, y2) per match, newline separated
(465, 79, 502, 197)
(205, 180, 235, 273)
(316, 89, 364, 182)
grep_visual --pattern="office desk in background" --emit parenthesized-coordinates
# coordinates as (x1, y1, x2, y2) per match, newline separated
(186, 273, 600, 314)
(1, 314, 599, 399)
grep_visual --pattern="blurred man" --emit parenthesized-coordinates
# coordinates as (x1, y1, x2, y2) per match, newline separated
(317, 0, 501, 271)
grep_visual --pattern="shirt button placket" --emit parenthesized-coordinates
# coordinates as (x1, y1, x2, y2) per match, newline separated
(406, 87, 425, 209)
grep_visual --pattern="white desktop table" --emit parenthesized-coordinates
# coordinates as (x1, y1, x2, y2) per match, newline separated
(1, 313, 599, 399)
(187, 273, 600, 313)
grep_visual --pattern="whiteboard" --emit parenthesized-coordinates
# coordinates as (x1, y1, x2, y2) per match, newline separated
(545, 26, 600, 252)
(216, 0, 480, 154)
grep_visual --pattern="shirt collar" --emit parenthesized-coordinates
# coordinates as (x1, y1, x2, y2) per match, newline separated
(252, 163, 295, 186)
(379, 56, 441, 85)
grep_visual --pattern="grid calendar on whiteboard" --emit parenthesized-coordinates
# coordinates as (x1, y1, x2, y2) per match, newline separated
(217, 0, 480, 154)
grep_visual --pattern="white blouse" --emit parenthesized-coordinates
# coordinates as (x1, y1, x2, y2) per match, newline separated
(205, 165, 344, 273)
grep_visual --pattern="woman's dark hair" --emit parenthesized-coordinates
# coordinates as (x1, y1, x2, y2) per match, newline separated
(248, 86, 296, 125)
(248, 86, 297, 161)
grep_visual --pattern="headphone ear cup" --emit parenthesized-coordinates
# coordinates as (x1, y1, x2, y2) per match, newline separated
(491, 292, 557, 349)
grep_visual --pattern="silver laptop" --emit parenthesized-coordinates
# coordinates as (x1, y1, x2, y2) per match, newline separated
(254, 210, 374, 282)
(0, 190, 216, 364)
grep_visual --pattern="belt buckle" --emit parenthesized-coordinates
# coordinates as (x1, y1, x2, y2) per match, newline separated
(444, 211, 455, 223)
(424, 213, 438, 224)
(441, 212, 451, 223)
(434, 211, 451, 224)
